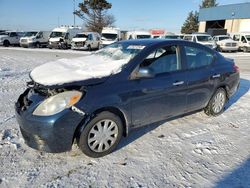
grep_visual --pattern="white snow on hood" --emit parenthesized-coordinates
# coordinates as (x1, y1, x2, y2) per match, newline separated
(30, 54, 131, 86)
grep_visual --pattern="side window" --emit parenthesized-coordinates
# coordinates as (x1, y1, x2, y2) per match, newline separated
(193, 36, 197, 42)
(64, 33, 69, 39)
(241, 36, 247, 43)
(10, 32, 17, 37)
(233, 35, 240, 41)
(88, 34, 93, 41)
(140, 46, 181, 75)
(184, 46, 214, 69)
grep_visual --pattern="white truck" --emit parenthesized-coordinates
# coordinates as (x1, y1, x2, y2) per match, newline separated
(20, 31, 51, 48)
(183, 33, 217, 50)
(126, 30, 152, 40)
(71, 32, 101, 50)
(231, 32, 250, 52)
(48, 26, 82, 49)
(0, 31, 21, 47)
(101, 27, 121, 47)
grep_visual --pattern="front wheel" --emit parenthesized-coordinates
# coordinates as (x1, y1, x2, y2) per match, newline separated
(77, 111, 123, 158)
(3, 40, 10, 47)
(204, 88, 227, 116)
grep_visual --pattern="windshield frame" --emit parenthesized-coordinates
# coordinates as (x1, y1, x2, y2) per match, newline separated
(101, 33, 118, 41)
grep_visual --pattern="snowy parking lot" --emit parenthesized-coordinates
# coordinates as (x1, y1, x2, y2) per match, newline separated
(0, 47, 249, 187)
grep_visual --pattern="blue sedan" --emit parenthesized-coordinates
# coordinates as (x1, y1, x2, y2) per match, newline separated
(15, 39, 240, 157)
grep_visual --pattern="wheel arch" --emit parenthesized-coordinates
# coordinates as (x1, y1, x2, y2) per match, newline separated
(73, 106, 129, 144)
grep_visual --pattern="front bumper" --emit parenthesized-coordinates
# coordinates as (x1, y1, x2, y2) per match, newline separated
(220, 46, 239, 52)
(20, 42, 35, 48)
(15, 89, 85, 153)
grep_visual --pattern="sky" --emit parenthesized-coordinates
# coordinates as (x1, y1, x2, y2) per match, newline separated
(0, 0, 249, 33)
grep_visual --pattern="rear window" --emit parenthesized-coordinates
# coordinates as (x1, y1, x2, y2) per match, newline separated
(184, 46, 214, 69)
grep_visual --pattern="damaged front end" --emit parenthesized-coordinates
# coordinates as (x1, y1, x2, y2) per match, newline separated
(15, 80, 87, 153)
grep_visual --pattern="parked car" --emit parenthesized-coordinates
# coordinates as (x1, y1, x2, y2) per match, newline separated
(71, 32, 101, 50)
(183, 33, 217, 50)
(101, 27, 121, 47)
(20, 31, 51, 48)
(213, 35, 239, 52)
(0, 31, 21, 47)
(126, 31, 152, 40)
(15, 40, 239, 157)
(231, 33, 250, 52)
(48, 26, 82, 49)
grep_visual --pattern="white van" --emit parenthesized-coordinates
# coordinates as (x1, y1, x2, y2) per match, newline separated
(20, 31, 51, 48)
(183, 33, 217, 50)
(101, 27, 121, 47)
(49, 26, 82, 49)
(231, 33, 250, 52)
(71, 32, 101, 50)
(126, 31, 152, 40)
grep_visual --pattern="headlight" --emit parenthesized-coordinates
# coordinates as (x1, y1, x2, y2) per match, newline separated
(33, 91, 82, 116)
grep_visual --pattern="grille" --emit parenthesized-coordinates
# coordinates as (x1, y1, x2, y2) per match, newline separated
(21, 39, 27, 43)
(225, 43, 237, 47)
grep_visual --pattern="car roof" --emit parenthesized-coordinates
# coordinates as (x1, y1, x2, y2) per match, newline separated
(215, 35, 230, 37)
(119, 39, 191, 47)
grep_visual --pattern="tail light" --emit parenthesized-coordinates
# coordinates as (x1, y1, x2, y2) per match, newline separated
(233, 64, 240, 73)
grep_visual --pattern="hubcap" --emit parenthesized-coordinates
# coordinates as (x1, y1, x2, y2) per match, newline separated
(87, 119, 118, 153)
(212, 91, 226, 113)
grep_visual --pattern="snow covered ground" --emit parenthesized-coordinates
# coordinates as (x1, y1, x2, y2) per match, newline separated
(0, 48, 249, 188)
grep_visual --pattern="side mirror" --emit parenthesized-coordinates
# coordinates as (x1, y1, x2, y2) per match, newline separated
(136, 67, 155, 78)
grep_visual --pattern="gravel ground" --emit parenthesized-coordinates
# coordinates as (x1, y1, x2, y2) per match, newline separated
(0, 48, 249, 188)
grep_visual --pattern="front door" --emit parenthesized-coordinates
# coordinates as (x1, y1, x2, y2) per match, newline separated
(130, 45, 188, 127)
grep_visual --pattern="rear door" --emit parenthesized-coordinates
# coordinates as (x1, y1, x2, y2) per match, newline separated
(183, 45, 217, 112)
(130, 45, 188, 127)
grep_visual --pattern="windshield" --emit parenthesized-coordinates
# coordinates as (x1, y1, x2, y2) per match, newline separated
(24, 32, 38, 37)
(219, 36, 230, 41)
(74, 34, 88, 38)
(246, 35, 250, 41)
(102, 33, 117, 41)
(196, 35, 213, 42)
(50, 32, 65, 38)
(165, 35, 180, 39)
(137, 35, 151, 39)
(96, 42, 144, 62)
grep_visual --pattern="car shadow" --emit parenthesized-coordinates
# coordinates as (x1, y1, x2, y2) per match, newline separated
(225, 78, 250, 111)
(214, 157, 250, 188)
(116, 110, 201, 151)
(116, 78, 249, 152)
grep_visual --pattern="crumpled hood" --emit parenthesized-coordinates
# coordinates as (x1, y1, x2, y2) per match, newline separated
(30, 54, 130, 86)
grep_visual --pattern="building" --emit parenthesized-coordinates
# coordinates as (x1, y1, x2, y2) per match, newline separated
(199, 3, 250, 33)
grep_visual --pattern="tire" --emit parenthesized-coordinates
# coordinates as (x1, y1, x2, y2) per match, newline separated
(243, 47, 248, 53)
(204, 88, 227, 116)
(35, 42, 40, 48)
(77, 111, 123, 158)
(87, 45, 91, 51)
(3, 40, 10, 47)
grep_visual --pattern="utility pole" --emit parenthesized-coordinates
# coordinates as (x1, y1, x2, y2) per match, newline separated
(73, 0, 76, 27)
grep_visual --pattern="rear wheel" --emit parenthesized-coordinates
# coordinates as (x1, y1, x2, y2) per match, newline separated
(3, 40, 10, 47)
(204, 88, 227, 116)
(243, 47, 248, 52)
(77, 111, 123, 158)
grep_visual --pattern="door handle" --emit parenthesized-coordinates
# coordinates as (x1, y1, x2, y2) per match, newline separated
(173, 81, 184, 86)
(212, 74, 221, 78)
